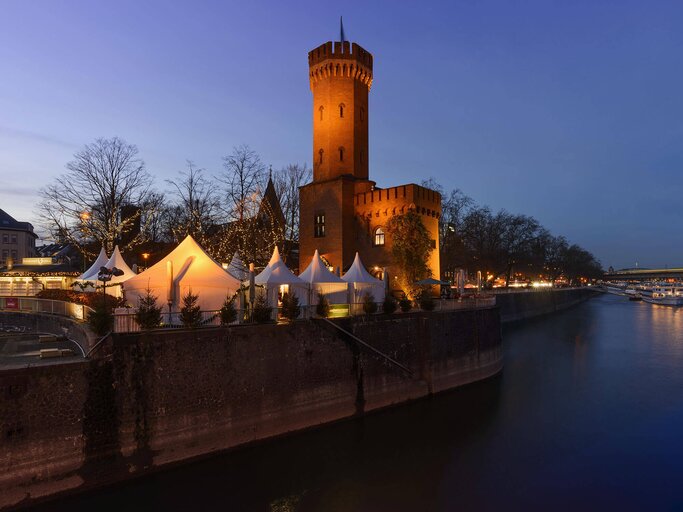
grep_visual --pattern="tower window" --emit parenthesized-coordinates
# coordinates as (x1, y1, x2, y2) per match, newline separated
(314, 213, 326, 238)
(374, 227, 385, 246)
(360, 107, 365, 121)
(339, 147, 345, 162)
(319, 105, 324, 121)
(318, 148, 324, 165)
(339, 103, 345, 118)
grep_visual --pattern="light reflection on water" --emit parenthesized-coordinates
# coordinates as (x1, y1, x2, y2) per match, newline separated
(33, 294, 683, 511)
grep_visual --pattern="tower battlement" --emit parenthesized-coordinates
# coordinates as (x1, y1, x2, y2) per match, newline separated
(308, 41, 373, 89)
(308, 41, 373, 68)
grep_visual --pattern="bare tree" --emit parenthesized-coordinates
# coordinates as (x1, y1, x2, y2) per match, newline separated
(140, 192, 167, 244)
(212, 145, 283, 266)
(273, 163, 311, 243)
(164, 162, 219, 245)
(218, 145, 266, 222)
(38, 137, 156, 255)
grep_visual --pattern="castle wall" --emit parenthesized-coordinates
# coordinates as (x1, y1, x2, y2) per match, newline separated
(300, 39, 441, 283)
(353, 184, 442, 284)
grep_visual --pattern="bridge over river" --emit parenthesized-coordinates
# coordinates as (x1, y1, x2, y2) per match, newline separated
(604, 267, 683, 280)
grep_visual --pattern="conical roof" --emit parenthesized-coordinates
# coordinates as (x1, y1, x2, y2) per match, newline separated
(79, 247, 109, 280)
(341, 252, 383, 284)
(227, 252, 249, 280)
(103, 246, 137, 284)
(299, 250, 344, 283)
(255, 246, 304, 285)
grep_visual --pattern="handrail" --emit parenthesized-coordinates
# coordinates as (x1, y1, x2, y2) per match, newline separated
(85, 330, 112, 358)
(317, 317, 413, 376)
(0, 297, 93, 321)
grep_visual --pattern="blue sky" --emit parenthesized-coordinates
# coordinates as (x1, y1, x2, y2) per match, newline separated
(1, 0, 682, 269)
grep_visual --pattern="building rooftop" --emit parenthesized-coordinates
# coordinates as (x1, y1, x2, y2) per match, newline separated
(0, 209, 37, 236)
(0, 262, 80, 276)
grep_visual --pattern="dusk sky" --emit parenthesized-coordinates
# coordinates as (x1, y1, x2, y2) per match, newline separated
(1, 0, 682, 269)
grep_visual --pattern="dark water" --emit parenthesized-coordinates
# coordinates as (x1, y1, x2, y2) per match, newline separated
(37, 294, 683, 511)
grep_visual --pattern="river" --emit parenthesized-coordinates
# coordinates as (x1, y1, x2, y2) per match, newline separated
(34, 293, 683, 511)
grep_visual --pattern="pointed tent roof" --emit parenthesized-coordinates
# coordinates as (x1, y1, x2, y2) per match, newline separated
(103, 246, 137, 284)
(342, 252, 383, 284)
(124, 235, 241, 310)
(255, 246, 304, 285)
(299, 250, 344, 284)
(78, 247, 109, 280)
(227, 252, 249, 280)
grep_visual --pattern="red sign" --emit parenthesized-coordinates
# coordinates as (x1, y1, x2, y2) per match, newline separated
(5, 297, 18, 309)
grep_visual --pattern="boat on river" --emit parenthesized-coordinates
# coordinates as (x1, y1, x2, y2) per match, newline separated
(641, 285, 683, 306)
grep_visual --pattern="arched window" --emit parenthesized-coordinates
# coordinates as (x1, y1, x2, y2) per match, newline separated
(339, 146, 345, 162)
(319, 105, 324, 121)
(339, 103, 345, 118)
(360, 107, 365, 121)
(374, 227, 385, 246)
(318, 148, 324, 165)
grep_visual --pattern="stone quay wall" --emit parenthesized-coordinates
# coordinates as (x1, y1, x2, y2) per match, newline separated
(0, 307, 502, 509)
(496, 287, 600, 324)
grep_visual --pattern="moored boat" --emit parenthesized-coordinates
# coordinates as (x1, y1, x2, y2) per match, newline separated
(641, 286, 683, 306)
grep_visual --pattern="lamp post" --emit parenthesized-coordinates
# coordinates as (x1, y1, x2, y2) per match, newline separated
(141, 252, 150, 271)
(97, 266, 124, 305)
(79, 211, 91, 272)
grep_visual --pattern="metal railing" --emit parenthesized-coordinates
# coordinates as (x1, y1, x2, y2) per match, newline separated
(111, 296, 497, 333)
(318, 317, 413, 376)
(0, 297, 92, 321)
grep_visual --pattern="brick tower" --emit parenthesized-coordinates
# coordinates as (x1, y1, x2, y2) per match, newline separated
(309, 41, 373, 182)
(300, 38, 441, 286)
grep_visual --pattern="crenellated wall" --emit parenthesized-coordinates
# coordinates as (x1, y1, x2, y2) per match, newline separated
(353, 183, 441, 282)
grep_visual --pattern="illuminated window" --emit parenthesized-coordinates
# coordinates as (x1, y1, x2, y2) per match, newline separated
(374, 227, 385, 246)
(314, 213, 325, 238)
(339, 103, 345, 118)
(339, 147, 344, 162)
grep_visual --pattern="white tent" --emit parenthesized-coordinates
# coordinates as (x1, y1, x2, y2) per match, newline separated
(78, 247, 109, 280)
(342, 252, 386, 303)
(255, 246, 308, 306)
(226, 252, 249, 280)
(299, 250, 348, 304)
(123, 235, 241, 311)
(103, 246, 137, 285)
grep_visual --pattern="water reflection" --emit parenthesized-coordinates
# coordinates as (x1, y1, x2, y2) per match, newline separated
(33, 294, 683, 511)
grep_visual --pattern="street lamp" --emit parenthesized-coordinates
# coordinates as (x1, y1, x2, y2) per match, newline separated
(97, 266, 124, 304)
(142, 252, 150, 270)
(79, 211, 91, 272)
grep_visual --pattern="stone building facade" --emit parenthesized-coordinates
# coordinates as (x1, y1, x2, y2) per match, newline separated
(299, 40, 441, 284)
(0, 209, 37, 267)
